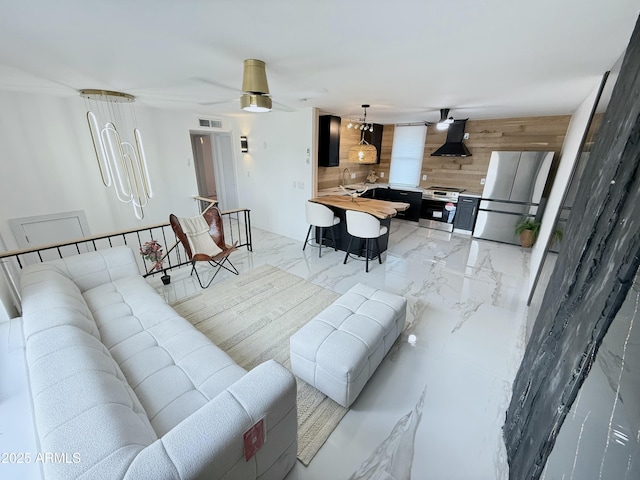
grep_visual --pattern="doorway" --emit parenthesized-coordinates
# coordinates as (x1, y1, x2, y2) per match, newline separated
(190, 132, 239, 211)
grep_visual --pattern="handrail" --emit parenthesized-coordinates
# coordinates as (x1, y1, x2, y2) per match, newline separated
(192, 195, 217, 215)
(0, 206, 253, 315)
(0, 222, 169, 260)
(0, 208, 252, 261)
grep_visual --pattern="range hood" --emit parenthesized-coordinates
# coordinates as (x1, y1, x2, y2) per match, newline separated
(431, 119, 472, 157)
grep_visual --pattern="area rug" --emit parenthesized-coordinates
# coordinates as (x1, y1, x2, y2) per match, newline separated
(171, 264, 345, 466)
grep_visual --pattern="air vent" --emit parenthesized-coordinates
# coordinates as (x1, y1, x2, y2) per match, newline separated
(197, 118, 223, 129)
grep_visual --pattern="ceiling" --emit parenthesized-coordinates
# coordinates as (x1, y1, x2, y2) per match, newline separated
(0, 0, 638, 124)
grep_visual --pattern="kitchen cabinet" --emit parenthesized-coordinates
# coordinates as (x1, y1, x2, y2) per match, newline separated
(370, 187, 387, 201)
(363, 124, 384, 164)
(453, 196, 479, 232)
(318, 115, 341, 167)
(360, 188, 375, 199)
(375, 188, 421, 222)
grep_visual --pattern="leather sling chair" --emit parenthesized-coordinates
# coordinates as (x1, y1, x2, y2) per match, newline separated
(169, 207, 238, 288)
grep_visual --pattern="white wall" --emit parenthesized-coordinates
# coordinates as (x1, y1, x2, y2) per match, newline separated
(527, 78, 605, 301)
(225, 108, 316, 241)
(0, 90, 204, 249)
(0, 90, 316, 318)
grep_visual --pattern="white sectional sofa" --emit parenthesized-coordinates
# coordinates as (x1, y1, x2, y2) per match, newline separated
(19, 246, 297, 480)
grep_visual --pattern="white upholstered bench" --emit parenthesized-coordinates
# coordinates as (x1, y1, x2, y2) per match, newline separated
(290, 283, 406, 407)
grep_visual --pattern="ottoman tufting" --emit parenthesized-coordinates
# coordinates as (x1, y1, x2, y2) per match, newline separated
(290, 283, 407, 407)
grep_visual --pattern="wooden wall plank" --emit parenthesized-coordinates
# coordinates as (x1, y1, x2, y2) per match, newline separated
(317, 115, 570, 194)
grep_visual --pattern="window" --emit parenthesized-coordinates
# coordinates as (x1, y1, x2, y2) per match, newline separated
(389, 125, 426, 187)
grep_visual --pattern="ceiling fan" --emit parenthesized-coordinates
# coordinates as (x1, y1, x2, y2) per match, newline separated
(423, 108, 456, 130)
(196, 59, 303, 113)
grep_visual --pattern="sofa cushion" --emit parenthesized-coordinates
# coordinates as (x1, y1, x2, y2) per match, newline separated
(20, 263, 100, 340)
(39, 246, 142, 292)
(26, 323, 157, 480)
(83, 275, 247, 436)
(19, 245, 298, 480)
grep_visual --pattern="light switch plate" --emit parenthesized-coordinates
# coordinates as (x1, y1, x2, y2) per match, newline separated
(422, 175, 427, 181)
(380, 172, 385, 178)
(481, 178, 486, 185)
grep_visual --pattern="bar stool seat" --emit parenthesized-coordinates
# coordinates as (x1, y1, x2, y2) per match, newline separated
(343, 210, 387, 272)
(303, 201, 340, 257)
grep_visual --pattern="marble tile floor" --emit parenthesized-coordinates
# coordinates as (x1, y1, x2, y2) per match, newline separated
(0, 219, 532, 480)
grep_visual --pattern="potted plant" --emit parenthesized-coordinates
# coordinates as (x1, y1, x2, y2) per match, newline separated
(550, 228, 564, 248)
(515, 219, 541, 248)
(140, 240, 170, 284)
(515, 219, 564, 248)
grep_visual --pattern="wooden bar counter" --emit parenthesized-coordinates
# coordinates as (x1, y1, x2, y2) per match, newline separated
(310, 195, 409, 220)
(308, 195, 410, 258)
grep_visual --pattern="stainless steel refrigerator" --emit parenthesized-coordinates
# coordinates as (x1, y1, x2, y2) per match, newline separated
(473, 151, 554, 245)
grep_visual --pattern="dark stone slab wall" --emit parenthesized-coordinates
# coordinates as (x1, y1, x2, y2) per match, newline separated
(504, 16, 640, 480)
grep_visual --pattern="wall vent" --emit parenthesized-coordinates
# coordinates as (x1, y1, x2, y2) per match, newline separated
(198, 118, 223, 129)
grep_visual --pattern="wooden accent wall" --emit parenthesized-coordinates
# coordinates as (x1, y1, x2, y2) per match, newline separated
(422, 115, 571, 194)
(318, 124, 376, 190)
(318, 115, 570, 194)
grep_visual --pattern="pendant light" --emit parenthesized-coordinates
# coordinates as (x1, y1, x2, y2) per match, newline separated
(80, 89, 153, 220)
(240, 59, 272, 112)
(348, 104, 378, 164)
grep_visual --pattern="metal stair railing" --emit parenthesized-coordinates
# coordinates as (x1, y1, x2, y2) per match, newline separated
(0, 205, 252, 314)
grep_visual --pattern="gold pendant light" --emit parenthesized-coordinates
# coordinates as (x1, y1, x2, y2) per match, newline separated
(240, 59, 272, 112)
(80, 89, 153, 220)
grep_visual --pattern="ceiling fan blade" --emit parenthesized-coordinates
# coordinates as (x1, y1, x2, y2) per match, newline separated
(192, 77, 241, 93)
(272, 100, 296, 112)
(199, 98, 239, 106)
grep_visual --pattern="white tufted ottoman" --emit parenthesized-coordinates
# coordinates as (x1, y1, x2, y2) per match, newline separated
(290, 283, 406, 407)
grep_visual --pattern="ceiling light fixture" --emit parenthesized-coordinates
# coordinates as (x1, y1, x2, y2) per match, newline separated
(346, 110, 374, 133)
(240, 59, 272, 113)
(436, 108, 454, 131)
(348, 104, 377, 164)
(80, 89, 153, 220)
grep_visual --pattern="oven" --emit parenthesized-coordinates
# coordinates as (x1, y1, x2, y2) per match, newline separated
(419, 186, 465, 232)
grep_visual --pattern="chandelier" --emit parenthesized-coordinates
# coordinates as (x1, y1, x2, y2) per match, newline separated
(348, 104, 378, 164)
(80, 89, 153, 220)
(346, 104, 374, 132)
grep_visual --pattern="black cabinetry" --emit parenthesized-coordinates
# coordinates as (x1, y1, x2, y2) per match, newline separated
(360, 188, 375, 199)
(362, 124, 384, 164)
(373, 187, 421, 222)
(453, 196, 479, 231)
(318, 115, 341, 167)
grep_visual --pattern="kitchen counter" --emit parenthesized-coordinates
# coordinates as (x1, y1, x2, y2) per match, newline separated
(318, 184, 485, 197)
(310, 195, 409, 220)
(317, 183, 390, 197)
(308, 195, 409, 259)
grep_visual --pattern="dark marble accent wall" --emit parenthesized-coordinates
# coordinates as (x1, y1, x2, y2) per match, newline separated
(504, 16, 640, 480)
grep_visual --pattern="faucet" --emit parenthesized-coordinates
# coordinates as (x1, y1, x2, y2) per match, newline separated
(341, 167, 351, 187)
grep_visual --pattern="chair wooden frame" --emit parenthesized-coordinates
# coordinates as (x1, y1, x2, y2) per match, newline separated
(169, 207, 239, 288)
